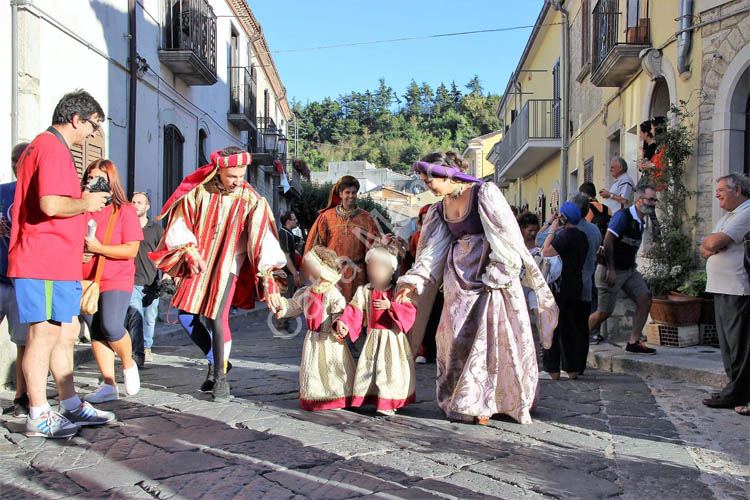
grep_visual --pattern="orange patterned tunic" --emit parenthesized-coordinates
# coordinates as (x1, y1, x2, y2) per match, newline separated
(304, 206, 382, 302)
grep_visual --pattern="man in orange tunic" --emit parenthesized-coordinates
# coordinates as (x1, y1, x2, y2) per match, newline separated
(305, 176, 382, 302)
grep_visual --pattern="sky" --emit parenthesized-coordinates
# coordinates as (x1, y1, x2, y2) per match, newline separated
(248, 0, 547, 105)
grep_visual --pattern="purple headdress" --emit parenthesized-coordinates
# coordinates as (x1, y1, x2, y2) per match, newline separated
(413, 161, 483, 184)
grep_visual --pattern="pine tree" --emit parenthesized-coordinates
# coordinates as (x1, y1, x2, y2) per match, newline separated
(465, 74, 483, 96)
(402, 80, 422, 119)
(434, 83, 451, 114)
(420, 83, 434, 118)
(450, 81, 462, 111)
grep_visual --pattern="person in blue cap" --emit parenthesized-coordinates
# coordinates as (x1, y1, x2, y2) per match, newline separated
(541, 201, 590, 380)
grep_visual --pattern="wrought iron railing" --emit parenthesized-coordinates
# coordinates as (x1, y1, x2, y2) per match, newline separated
(592, 0, 649, 73)
(229, 66, 257, 123)
(163, 0, 217, 74)
(493, 99, 561, 171)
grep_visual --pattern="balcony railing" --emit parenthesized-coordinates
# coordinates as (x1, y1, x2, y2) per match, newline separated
(492, 99, 560, 172)
(591, 0, 650, 87)
(228, 66, 257, 130)
(159, 0, 217, 85)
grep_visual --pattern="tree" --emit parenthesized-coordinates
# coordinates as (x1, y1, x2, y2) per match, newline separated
(449, 81, 462, 110)
(465, 74, 483, 97)
(434, 83, 451, 114)
(292, 77, 502, 174)
(420, 82, 434, 118)
(402, 80, 422, 119)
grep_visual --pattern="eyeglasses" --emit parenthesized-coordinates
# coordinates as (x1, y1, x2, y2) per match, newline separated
(85, 119, 101, 135)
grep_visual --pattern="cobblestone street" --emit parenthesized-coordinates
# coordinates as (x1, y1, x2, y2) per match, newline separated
(1, 311, 748, 499)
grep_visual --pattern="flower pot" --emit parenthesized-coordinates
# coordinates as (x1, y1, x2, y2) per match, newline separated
(650, 293, 702, 326)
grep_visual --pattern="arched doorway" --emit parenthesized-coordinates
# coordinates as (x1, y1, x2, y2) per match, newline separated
(649, 77, 670, 119)
(712, 43, 750, 222)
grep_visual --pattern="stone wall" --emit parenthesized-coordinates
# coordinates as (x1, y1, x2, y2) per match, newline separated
(696, 0, 750, 240)
(0, 322, 17, 389)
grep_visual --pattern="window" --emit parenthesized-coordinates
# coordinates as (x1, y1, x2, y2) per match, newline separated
(163, 124, 185, 203)
(627, 0, 640, 29)
(536, 192, 546, 223)
(581, 0, 590, 67)
(229, 28, 240, 114)
(584, 157, 594, 183)
(552, 59, 561, 138)
(198, 128, 208, 166)
(263, 89, 270, 120)
(71, 131, 105, 181)
(550, 188, 560, 215)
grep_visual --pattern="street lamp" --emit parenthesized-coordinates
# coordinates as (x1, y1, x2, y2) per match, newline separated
(278, 135, 288, 156)
(261, 127, 278, 155)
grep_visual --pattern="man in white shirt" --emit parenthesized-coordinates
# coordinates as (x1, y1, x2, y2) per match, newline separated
(701, 173, 750, 410)
(600, 157, 635, 214)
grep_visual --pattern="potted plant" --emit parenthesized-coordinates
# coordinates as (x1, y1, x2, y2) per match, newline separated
(644, 103, 701, 326)
(676, 271, 715, 325)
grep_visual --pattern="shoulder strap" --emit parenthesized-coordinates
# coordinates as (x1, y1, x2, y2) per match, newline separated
(45, 127, 75, 168)
(93, 207, 119, 284)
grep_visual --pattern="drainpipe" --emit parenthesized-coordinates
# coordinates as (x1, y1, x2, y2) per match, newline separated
(11, 1, 24, 148)
(127, 0, 137, 196)
(550, 0, 570, 200)
(677, 0, 694, 79)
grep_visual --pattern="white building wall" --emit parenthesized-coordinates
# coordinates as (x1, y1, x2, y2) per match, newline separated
(7, 0, 290, 216)
(1, 3, 13, 182)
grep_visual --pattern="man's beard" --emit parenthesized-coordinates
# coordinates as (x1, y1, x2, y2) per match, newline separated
(641, 205, 656, 215)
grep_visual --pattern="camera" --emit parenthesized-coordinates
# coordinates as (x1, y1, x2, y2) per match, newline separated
(85, 176, 114, 206)
(558, 213, 568, 225)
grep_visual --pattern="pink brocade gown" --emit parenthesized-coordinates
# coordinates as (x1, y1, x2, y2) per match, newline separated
(398, 182, 558, 424)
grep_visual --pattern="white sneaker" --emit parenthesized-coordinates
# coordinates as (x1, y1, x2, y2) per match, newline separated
(86, 384, 119, 403)
(415, 356, 427, 364)
(123, 363, 140, 396)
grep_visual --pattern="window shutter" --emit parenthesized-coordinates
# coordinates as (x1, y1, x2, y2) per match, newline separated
(71, 143, 85, 181)
(584, 157, 594, 183)
(70, 132, 105, 181)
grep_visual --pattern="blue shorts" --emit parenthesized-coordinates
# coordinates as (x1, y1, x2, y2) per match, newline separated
(14, 279, 82, 324)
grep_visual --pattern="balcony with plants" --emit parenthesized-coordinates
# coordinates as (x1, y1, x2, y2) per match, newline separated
(590, 0, 650, 87)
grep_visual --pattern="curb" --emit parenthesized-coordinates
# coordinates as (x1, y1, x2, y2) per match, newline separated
(587, 342, 729, 389)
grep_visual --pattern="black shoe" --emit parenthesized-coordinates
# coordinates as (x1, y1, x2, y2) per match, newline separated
(13, 394, 29, 417)
(625, 341, 656, 354)
(589, 333, 604, 345)
(212, 374, 230, 402)
(133, 353, 145, 370)
(200, 363, 215, 392)
(702, 396, 741, 409)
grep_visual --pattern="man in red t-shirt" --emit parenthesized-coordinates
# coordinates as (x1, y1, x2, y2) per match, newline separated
(8, 90, 114, 439)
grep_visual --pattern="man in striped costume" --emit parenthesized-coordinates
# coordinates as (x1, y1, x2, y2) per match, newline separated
(150, 147, 286, 401)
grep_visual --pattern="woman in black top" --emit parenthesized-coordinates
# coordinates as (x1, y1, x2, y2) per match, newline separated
(541, 202, 589, 380)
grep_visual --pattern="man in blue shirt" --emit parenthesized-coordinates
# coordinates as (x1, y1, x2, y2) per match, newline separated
(2, 143, 30, 416)
(589, 185, 658, 354)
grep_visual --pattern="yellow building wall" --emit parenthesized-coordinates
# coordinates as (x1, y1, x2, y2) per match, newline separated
(498, 0, 704, 238)
(480, 134, 503, 178)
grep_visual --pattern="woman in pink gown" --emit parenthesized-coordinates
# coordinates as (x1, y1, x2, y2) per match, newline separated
(396, 152, 558, 424)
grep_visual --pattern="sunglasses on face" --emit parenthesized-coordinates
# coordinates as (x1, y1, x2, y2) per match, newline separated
(642, 197, 658, 203)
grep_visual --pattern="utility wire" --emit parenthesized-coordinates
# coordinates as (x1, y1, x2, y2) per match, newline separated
(268, 23, 561, 55)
